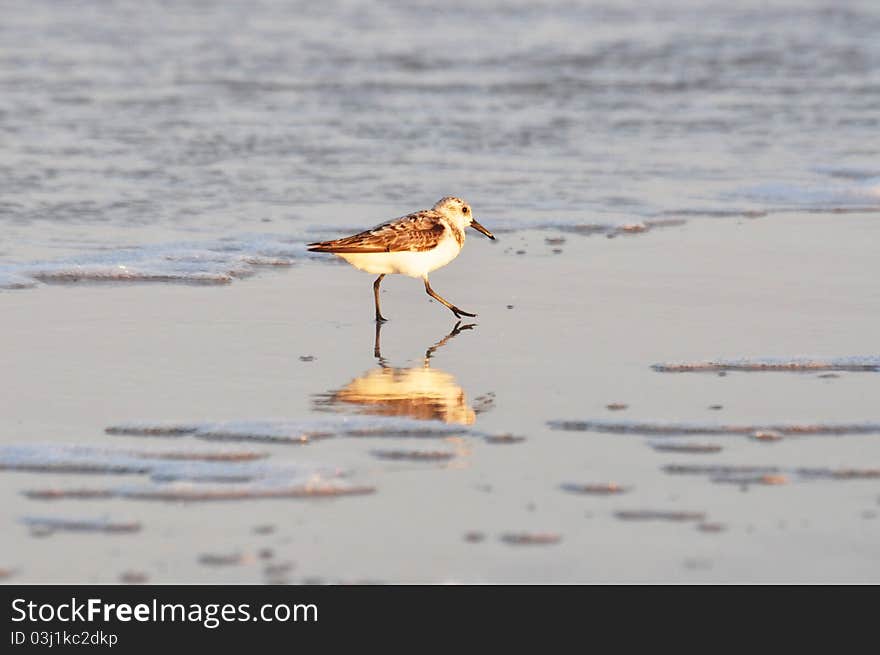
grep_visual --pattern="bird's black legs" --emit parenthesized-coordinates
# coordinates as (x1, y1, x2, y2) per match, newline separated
(423, 277, 476, 319)
(373, 274, 387, 323)
(374, 274, 477, 320)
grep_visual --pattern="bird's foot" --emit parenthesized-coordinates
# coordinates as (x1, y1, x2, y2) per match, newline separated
(451, 307, 477, 319)
(375, 314, 388, 323)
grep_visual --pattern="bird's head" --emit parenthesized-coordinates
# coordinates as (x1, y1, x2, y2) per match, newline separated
(433, 196, 495, 240)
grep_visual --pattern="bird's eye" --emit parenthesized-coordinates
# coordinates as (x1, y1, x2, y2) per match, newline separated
(462, 207, 469, 214)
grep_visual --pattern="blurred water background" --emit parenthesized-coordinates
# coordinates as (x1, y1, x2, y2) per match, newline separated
(2, 0, 878, 259)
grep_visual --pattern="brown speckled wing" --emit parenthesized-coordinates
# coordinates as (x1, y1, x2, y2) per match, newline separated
(307, 210, 447, 253)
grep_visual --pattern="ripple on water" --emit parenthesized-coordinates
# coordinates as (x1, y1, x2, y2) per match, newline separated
(750, 431, 784, 442)
(24, 488, 117, 500)
(517, 217, 687, 239)
(371, 449, 456, 462)
(198, 552, 251, 567)
(652, 356, 880, 373)
(814, 166, 880, 181)
(657, 208, 767, 219)
(650, 442, 723, 454)
(561, 482, 630, 495)
(711, 474, 789, 486)
(0, 444, 269, 475)
(117, 480, 375, 501)
(23, 480, 374, 502)
(21, 516, 142, 535)
(500, 532, 562, 545)
(664, 464, 781, 476)
(0, 271, 38, 290)
(548, 419, 880, 436)
(2, 443, 368, 503)
(795, 468, 880, 481)
(614, 510, 706, 522)
(664, 464, 880, 486)
(483, 434, 526, 444)
(107, 417, 468, 442)
(731, 178, 880, 209)
(0, 236, 305, 292)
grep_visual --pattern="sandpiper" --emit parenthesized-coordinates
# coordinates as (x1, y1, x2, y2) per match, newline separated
(308, 197, 495, 321)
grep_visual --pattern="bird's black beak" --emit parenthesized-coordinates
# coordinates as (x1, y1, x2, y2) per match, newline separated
(470, 219, 495, 240)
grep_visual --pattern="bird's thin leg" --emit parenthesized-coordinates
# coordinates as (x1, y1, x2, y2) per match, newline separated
(423, 277, 476, 319)
(373, 274, 387, 323)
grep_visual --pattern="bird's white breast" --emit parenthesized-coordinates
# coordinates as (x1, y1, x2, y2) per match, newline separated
(336, 231, 463, 279)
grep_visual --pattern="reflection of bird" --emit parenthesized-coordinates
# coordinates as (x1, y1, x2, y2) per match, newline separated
(307, 197, 495, 321)
(314, 322, 478, 425)
(323, 366, 476, 425)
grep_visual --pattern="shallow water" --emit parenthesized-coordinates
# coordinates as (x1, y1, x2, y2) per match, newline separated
(3, 0, 880, 257)
(2, 1, 880, 583)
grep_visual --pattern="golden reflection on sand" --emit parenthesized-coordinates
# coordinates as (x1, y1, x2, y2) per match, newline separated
(315, 322, 477, 425)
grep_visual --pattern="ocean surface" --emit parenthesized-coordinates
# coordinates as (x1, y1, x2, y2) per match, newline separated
(2, 0, 879, 257)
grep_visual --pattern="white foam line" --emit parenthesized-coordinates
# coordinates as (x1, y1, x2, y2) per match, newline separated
(548, 419, 880, 436)
(0, 234, 307, 291)
(653, 356, 880, 372)
(107, 417, 468, 442)
(0, 443, 340, 482)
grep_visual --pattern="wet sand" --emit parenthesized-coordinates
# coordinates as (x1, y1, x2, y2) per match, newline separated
(2, 209, 879, 583)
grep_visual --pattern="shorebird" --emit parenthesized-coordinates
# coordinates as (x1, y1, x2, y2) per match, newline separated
(307, 197, 495, 321)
